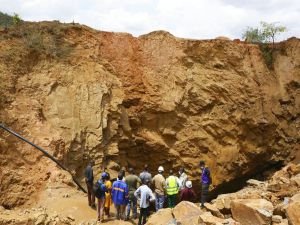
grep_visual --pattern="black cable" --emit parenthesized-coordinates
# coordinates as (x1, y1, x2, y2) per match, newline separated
(0, 123, 87, 193)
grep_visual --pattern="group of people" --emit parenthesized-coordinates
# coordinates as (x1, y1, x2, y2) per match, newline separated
(84, 161, 212, 225)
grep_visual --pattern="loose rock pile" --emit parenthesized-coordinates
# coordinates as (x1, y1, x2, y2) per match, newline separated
(146, 163, 300, 225)
(0, 207, 75, 225)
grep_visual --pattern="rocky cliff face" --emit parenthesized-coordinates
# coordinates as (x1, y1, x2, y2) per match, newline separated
(0, 22, 299, 208)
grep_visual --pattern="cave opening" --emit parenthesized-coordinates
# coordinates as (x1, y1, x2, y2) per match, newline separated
(209, 160, 285, 200)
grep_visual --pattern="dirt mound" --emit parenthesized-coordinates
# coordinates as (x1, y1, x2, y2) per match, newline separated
(0, 22, 299, 210)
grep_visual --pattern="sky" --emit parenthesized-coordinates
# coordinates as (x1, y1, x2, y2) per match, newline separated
(1, 0, 299, 40)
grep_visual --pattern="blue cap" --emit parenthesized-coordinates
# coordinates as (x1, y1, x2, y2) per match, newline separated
(101, 172, 108, 179)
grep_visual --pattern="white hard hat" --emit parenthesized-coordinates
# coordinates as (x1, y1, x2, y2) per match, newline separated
(186, 180, 192, 188)
(158, 166, 164, 172)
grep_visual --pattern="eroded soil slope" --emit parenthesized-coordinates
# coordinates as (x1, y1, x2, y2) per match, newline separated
(0, 22, 299, 208)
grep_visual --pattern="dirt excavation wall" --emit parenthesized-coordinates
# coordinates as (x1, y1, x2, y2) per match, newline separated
(0, 22, 299, 209)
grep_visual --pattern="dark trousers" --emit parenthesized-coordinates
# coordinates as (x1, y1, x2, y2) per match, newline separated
(138, 207, 149, 225)
(201, 184, 209, 207)
(115, 204, 126, 220)
(167, 194, 177, 208)
(126, 196, 137, 219)
(104, 207, 110, 216)
(86, 181, 95, 206)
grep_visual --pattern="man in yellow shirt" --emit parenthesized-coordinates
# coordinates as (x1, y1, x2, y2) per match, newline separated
(103, 172, 112, 217)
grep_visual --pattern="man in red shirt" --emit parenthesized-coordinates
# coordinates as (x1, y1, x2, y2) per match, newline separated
(179, 180, 196, 202)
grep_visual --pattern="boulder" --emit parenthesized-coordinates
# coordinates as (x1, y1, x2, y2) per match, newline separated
(173, 201, 203, 221)
(204, 203, 225, 218)
(224, 218, 241, 225)
(33, 211, 48, 225)
(211, 193, 238, 213)
(102, 221, 133, 225)
(273, 202, 289, 217)
(272, 219, 289, 225)
(286, 201, 300, 225)
(287, 164, 300, 176)
(231, 199, 274, 225)
(291, 193, 300, 202)
(290, 174, 300, 186)
(176, 215, 200, 225)
(246, 179, 266, 187)
(146, 208, 174, 225)
(198, 212, 227, 225)
(272, 215, 283, 223)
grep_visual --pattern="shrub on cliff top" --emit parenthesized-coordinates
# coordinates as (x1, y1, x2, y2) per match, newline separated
(12, 13, 21, 25)
(242, 21, 287, 69)
(22, 24, 73, 59)
(0, 11, 13, 27)
(0, 12, 23, 28)
(242, 21, 286, 45)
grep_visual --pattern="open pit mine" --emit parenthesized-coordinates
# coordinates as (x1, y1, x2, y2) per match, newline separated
(0, 22, 299, 225)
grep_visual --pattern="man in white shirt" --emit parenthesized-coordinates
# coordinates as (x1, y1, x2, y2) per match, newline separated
(134, 179, 155, 225)
(178, 167, 188, 190)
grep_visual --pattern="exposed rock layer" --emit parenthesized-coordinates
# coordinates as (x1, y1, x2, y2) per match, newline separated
(0, 22, 299, 208)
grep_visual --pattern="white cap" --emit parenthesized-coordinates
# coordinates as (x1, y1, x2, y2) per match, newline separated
(186, 180, 192, 188)
(158, 166, 164, 172)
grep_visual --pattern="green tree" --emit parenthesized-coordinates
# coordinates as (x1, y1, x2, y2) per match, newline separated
(242, 27, 264, 43)
(12, 13, 21, 25)
(260, 21, 287, 46)
(242, 21, 286, 45)
(242, 22, 286, 69)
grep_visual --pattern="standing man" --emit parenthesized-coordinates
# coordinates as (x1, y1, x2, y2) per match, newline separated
(179, 180, 196, 202)
(112, 172, 129, 220)
(134, 179, 155, 225)
(103, 167, 111, 180)
(120, 166, 126, 181)
(125, 168, 141, 220)
(103, 172, 112, 218)
(178, 167, 188, 190)
(166, 170, 180, 208)
(93, 173, 107, 222)
(140, 164, 152, 183)
(85, 160, 95, 207)
(152, 166, 166, 211)
(199, 160, 212, 208)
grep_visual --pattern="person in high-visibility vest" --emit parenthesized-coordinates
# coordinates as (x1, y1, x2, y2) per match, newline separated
(166, 170, 180, 208)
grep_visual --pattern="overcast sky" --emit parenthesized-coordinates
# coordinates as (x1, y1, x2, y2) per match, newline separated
(1, 0, 299, 40)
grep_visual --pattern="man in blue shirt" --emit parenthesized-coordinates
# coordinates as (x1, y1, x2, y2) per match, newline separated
(112, 172, 129, 220)
(199, 160, 212, 208)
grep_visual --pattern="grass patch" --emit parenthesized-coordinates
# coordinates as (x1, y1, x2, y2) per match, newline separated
(0, 21, 76, 74)
(22, 23, 74, 59)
